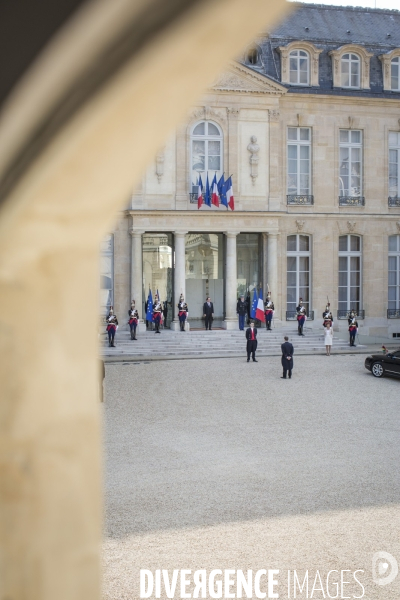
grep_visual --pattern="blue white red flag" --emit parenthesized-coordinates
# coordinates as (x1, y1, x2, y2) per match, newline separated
(211, 174, 220, 207)
(146, 289, 153, 321)
(218, 174, 228, 207)
(250, 288, 257, 319)
(226, 176, 235, 211)
(205, 174, 211, 207)
(256, 288, 265, 322)
(197, 175, 203, 210)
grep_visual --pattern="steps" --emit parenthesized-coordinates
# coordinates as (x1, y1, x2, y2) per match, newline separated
(100, 326, 363, 360)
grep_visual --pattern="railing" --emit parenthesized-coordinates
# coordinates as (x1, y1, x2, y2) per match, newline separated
(388, 197, 400, 207)
(339, 196, 365, 206)
(286, 310, 314, 321)
(388, 309, 400, 319)
(337, 310, 365, 320)
(287, 195, 314, 205)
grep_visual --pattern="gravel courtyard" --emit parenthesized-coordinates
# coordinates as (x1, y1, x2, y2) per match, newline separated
(103, 354, 400, 599)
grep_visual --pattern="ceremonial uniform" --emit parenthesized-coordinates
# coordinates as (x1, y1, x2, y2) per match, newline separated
(322, 304, 334, 329)
(264, 292, 274, 331)
(177, 294, 188, 332)
(281, 340, 294, 378)
(348, 312, 358, 346)
(245, 325, 258, 362)
(153, 297, 162, 333)
(296, 298, 306, 336)
(105, 308, 118, 347)
(236, 296, 247, 330)
(128, 301, 139, 340)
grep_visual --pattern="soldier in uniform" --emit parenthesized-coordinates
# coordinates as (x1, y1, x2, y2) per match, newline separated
(177, 293, 188, 332)
(348, 310, 358, 346)
(322, 303, 334, 329)
(296, 298, 307, 336)
(128, 300, 139, 340)
(264, 291, 275, 331)
(236, 294, 247, 331)
(105, 306, 118, 347)
(153, 294, 163, 334)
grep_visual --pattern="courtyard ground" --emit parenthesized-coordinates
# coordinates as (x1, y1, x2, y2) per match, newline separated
(103, 354, 400, 599)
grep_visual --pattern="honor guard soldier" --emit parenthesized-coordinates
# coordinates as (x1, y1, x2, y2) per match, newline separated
(236, 294, 247, 331)
(348, 310, 358, 346)
(296, 298, 306, 336)
(106, 306, 118, 347)
(322, 303, 334, 329)
(177, 294, 188, 332)
(264, 291, 275, 331)
(153, 294, 163, 333)
(128, 300, 139, 340)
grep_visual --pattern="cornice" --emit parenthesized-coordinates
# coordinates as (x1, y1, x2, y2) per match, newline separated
(210, 60, 287, 96)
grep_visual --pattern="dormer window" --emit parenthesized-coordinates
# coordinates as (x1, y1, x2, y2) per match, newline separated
(379, 50, 400, 92)
(289, 50, 309, 85)
(341, 53, 360, 88)
(245, 46, 262, 69)
(392, 57, 400, 91)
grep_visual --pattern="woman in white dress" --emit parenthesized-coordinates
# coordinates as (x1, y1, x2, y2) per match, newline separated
(324, 323, 333, 356)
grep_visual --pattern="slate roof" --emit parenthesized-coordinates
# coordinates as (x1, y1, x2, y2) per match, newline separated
(244, 3, 400, 98)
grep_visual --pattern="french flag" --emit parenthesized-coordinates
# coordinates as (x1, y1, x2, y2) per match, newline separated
(226, 176, 235, 211)
(197, 175, 203, 210)
(211, 174, 220, 207)
(256, 288, 265, 322)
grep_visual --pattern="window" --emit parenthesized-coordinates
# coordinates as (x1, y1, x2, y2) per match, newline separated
(287, 127, 311, 196)
(389, 235, 400, 311)
(100, 234, 113, 314)
(341, 53, 360, 88)
(389, 132, 400, 199)
(246, 46, 262, 67)
(338, 235, 362, 314)
(339, 130, 362, 198)
(191, 121, 223, 194)
(289, 50, 309, 85)
(391, 57, 400, 91)
(287, 235, 311, 315)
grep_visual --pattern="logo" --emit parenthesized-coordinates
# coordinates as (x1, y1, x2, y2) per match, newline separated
(372, 551, 398, 586)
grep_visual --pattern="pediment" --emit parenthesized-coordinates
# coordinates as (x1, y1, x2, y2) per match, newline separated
(211, 61, 287, 95)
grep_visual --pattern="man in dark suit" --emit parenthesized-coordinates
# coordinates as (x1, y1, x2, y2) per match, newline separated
(281, 335, 294, 379)
(245, 321, 258, 362)
(236, 294, 247, 331)
(203, 297, 214, 330)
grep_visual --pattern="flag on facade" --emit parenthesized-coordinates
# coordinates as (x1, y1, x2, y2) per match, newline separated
(197, 175, 203, 210)
(211, 173, 220, 207)
(146, 289, 153, 321)
(250, 288, 257, 319)
(205, 174, 211, 207)
(256, 288, 265, 322)
(226, 176, 235, 211)
(218, 174, 228, 208)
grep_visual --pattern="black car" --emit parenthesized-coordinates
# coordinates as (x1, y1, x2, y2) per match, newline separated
(365, 349, 400, 378)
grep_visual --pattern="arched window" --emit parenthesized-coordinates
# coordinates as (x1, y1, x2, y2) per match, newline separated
(287, 234, 311, 315)
(246, 47, 261, 66)
(341, 53, 360, 88)
(389, 235, 400, 313)
(190, 121, 223, 193)
(289, 50, 309, 85)
(338, 235, 362, 314)
(391, 57, 400, 91)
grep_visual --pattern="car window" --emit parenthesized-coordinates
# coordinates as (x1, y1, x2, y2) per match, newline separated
(393, 351, 400, 358)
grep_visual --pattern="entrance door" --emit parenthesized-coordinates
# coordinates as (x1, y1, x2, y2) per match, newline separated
(142, 233, 173, 327)
(185, 233, 224, 327)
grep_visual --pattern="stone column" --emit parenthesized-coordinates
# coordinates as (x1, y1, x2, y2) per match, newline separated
(267, 232, 280, 321)
(172, 231, 188, 331)
(130, 229, 145, 322)
(223, 231, 238, 330)
(262, 233, 268, 294)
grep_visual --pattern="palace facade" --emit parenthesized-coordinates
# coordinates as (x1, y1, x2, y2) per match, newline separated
(102, 2, 400, 336)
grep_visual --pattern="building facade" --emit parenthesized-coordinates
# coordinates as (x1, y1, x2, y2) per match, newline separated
(102, 3, 400, 336)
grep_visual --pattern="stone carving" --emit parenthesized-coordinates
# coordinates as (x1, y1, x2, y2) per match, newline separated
(398, 118, 400, 131)
(211, 63, 286, 95)
(313, 55, 319, 74)
(189, 105, 221, 122)
(269, 110, 280, 122)
(348, 116, 354, 129)
(334, 58, 339, 74)
(347, 220, 356, 233)
(155, 147, 165, 183)
(396, 221, 400, 233)
(226, 107, 240, 118)
(247, 136, 260, 186)
(297, 113, 302, 127)
(296, 220, 305, 232)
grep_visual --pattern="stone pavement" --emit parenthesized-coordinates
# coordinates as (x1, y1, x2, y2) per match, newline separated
(102, 355, 400, 599)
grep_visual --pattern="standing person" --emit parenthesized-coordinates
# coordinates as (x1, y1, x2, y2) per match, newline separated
(324, 323, 333, 356)
(177, 293, 188, 332)
(348, 310, 358, 347)
(281, 335, 294, 379)
(322, 303, 334, 329)
(245, 320, 258, 362)
(236, 294, 247, 331)
(128, 300, 139, 340)
(203, 297, 214, 330)
(163, 300, 169, 328)
(264, 291, 274, 331)
(153, 294, 163, 334)
(296, 297, 306, 337)
(105, 306, 118, 347)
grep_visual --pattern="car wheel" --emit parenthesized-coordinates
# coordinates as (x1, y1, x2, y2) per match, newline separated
(371, 362, 384, 378)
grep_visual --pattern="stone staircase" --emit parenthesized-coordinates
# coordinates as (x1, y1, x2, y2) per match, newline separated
(100, 325, 364, 361)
